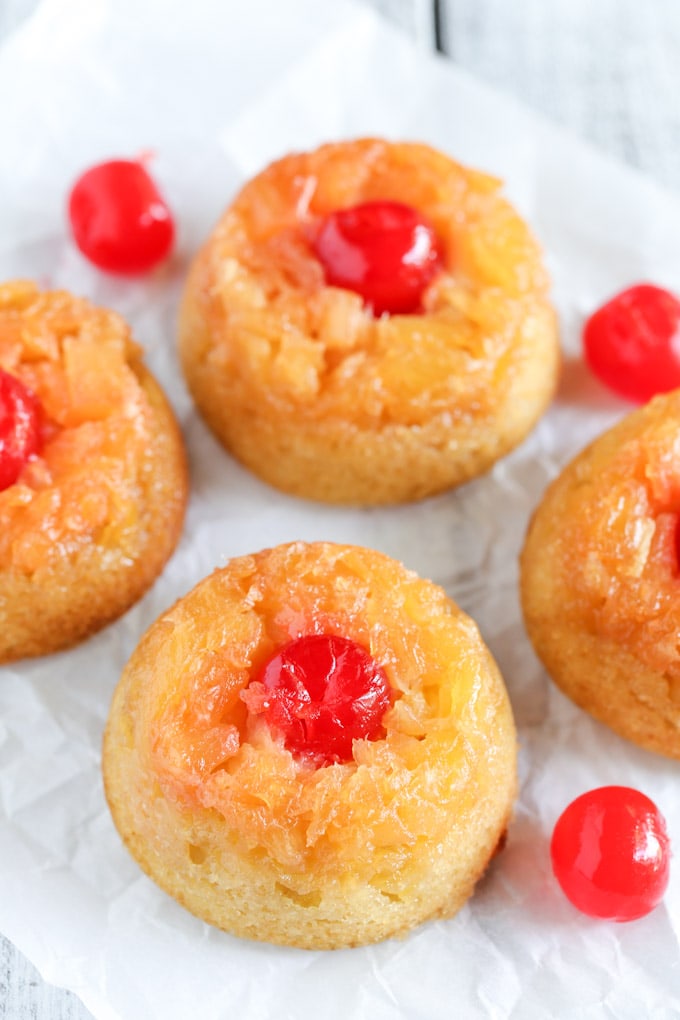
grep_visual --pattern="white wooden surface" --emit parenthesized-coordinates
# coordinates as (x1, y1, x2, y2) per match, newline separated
(1, 0, 680, 1016)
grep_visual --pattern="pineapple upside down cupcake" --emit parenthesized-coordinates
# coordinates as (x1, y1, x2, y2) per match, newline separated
(103, 541, 517, 949)
(179, 139, 559, 505)
(0, 281, 187, 662)
(520, 391, 680, 760)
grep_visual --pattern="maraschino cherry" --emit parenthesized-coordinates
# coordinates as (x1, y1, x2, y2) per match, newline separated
(68, 158, 174, 274)
(242, 634, 392, 765)
(313, 200, 442, 315)
(551, 786, 671, 921)
(0, 370, 43, 491)
(583, 284, 680, 403)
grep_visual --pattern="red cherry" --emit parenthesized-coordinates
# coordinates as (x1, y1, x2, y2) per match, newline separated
(0, 370, 43, 491)
(583, 284, 680, 403)
(242, 634, 392, 765)
(68, 159, 174, 274)
(312, 200, 442, 315)
(551, 786, 671, 921)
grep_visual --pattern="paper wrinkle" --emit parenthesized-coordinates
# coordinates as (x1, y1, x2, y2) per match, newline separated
(1, 1, 680, 1018)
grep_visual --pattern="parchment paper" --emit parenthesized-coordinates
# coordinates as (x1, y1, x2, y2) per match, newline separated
(0, 1, 679, 1017)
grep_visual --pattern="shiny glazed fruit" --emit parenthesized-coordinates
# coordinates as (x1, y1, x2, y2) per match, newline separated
(243, 634, 392, 765)
(583, 284, 680, 403)
(0, 283, 158, 576)
(68, 159, 174, 274)
(551, 786, 671, 921)
(312, 200, 442, 315)
(0, 369, 42, 491)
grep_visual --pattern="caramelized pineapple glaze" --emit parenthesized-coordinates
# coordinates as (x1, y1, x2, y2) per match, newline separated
(103, 542, 517, 948)
(0, 282, 187, 661)
(521, 392, 680, 759)
(179, 139, 559, 504)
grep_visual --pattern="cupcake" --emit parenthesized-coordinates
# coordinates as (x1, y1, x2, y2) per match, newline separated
(179, 139, 559, 504)
(0, 281, 187, 661)
(104, 541, 517, 948)
(521, 390, 680, 759)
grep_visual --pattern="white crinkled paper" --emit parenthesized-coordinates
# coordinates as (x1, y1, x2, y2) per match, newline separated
(1, 1, 679, 1017)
